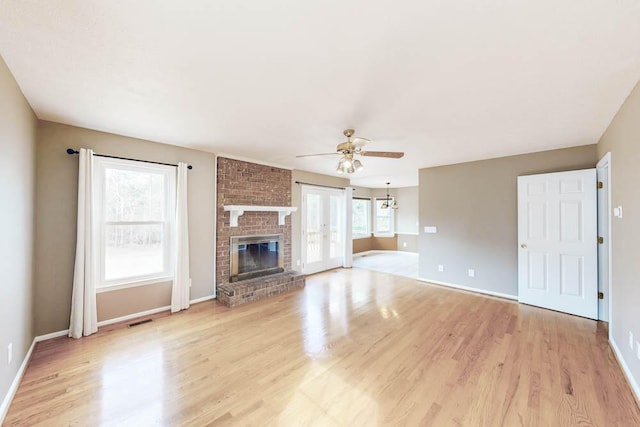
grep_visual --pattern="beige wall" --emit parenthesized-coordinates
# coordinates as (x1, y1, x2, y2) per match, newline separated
(34, 121, 216, 335)
(396, 186, 419, 235)
(597, 80, 640, 394)
(396, 186, 419, 253)
(291, 170, 349, 271)
(397, 234, 418, 253)
(0, 55, 37, 412)
(419, 145, 597, 296)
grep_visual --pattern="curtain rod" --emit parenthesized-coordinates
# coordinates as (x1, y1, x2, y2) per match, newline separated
(295, 181, 353, 191)
(66, 149, 193, 169)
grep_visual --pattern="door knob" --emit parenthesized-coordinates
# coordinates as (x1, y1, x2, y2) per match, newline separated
(520, 243, 527, 249)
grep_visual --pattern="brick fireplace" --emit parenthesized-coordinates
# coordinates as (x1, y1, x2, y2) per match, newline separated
(216, 157, 304, 307)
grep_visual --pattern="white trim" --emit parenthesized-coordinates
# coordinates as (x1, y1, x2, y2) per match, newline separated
(97, 305, 171, 327)
(352, 234, 372, 240)
(417, 277, 518, 301)
(0, 339, 36, 424)
(373, 197, 395, 236)
(97, 294, 216, 327)
(93, 157, 176, 289)
(35, 329, 69, 342)
(216, 153, 293, 171)
(213, 156, 217, 299)
(597, 152, 613, 332)
(190, 294, 216, 304)
(396, 232, 420, 236)
(610, 337, 640, 406)
(351, 197, 372, 238)
(223, 205, 297, 227)
(96, 277, 172, 293)
(34, 295, 217, 341)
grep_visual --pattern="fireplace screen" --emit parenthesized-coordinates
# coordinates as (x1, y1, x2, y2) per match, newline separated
(230, 234, 284, 282)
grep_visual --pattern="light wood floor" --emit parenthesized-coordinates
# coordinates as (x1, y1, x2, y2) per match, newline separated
(4, 268, 640, 426)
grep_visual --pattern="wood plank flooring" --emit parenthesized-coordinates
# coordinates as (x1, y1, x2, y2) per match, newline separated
(4, 268, 640, 426)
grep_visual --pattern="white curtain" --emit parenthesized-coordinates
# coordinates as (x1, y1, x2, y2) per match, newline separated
(69, 148, 98, 339)
(171, 162, 191, 313)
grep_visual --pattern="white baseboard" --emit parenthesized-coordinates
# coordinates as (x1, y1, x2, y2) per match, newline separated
(97, 294, 216, 327)
(417, 277, 518, 301)
(34, 329, 69, 342)
(190, 294, 216, 304)
(0, 338, 36, 424)
(35, 294, 217, 339)
(97, 305, 171, 327)
(610, 337, 640, 406)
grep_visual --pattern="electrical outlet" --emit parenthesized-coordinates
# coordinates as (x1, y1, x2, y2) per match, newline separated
(630, 331, 634, 350)
(7, 343, 12, 365)
(468, 269, 475, 278)
(438, 265, 444, 272)
(296, 259, 300, 267)
(403, 242, 407, 248)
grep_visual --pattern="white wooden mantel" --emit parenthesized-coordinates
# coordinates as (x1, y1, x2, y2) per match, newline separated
(223, 205, 297, 227)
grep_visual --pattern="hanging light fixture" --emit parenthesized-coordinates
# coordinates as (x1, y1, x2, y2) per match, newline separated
(380, 182, 398, 209)
(336, 154, 364, 174)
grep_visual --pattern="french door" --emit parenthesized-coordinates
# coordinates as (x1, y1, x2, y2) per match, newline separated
(517, 169, 598, 319)
(301, 186, 344, 274)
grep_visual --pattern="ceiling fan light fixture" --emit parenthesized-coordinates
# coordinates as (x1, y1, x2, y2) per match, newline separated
(353, 159, 364, 171)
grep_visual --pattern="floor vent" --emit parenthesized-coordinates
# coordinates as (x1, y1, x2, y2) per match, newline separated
(128, 319, 153, 328)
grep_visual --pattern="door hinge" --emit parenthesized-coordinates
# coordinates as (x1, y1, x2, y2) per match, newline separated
(597, 181, 603, 189)
(598, 292, 604, 300)
(598, 236, 604, 244)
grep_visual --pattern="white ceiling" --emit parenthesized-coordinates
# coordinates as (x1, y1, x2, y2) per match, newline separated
(1, 1, 640, 188)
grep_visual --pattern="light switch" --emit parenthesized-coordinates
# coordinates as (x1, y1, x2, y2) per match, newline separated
(614, 206, 623, 218)
(424, 226, 437, 234)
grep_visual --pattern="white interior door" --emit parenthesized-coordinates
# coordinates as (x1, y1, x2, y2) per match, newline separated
(302, 186, 344, 274)
(517, 169, 598, 319)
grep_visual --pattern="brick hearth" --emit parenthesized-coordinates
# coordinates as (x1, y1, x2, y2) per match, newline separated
(216, 157, 304, 306)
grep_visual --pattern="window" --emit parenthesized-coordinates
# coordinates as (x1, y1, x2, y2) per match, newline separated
(374, 197, 395, 236)
(352, 198, 371, 238)
(94, 158, 176, 290)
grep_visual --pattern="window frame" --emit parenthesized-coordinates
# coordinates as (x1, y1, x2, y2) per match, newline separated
(351, 197, 372, 239)
(373, 197, 395, 237)
(93, 157, 176, 292)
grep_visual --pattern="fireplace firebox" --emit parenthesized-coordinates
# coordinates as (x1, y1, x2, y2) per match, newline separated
(230, 234, 285, 282)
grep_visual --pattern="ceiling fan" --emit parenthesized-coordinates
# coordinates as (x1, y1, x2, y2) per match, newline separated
(296, 129, 405, 174)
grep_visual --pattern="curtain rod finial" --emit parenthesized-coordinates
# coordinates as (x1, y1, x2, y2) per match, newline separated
(66, 148, 79, 155)
(187, 165, 193, 170)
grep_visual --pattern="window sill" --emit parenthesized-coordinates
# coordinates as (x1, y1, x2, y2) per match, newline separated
(352, 234, 372, 240)
(96, 276, 173, 294)
(373, 233, 395, 238)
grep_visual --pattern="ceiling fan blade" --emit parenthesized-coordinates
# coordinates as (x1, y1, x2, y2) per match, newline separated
(361, 151, 405, 159)
(295, 152, 340, 158)
(351, 137, 370, 148)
